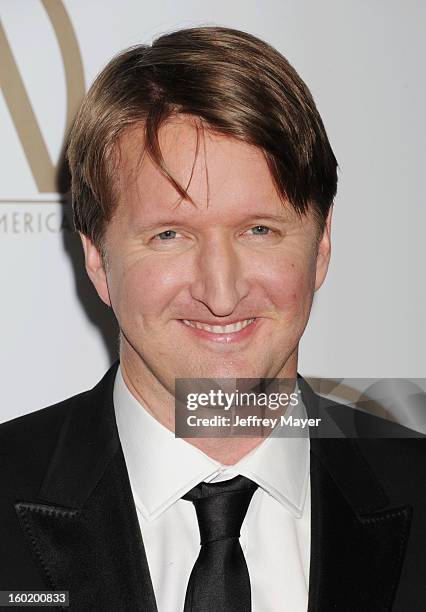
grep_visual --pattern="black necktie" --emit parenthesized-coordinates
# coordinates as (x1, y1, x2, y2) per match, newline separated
(182, 475, 258, 612)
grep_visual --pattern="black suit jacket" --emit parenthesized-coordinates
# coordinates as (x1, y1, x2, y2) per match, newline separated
(1, 361, 425, 611)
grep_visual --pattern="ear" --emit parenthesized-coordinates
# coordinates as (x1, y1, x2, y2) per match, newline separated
(314, 205, 333, 291)
(79, 233, 112, 307)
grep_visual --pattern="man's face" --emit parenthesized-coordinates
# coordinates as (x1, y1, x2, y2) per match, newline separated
(82, 116, 332, 396)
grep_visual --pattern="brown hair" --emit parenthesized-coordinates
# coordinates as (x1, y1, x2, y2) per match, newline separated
(67, 26, 338, 252)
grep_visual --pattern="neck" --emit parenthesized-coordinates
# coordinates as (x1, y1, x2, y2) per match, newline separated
(119, 343, 298, 465)
(182, 436, 267, 465)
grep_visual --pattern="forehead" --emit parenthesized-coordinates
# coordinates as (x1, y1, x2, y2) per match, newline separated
(115, 116, 295, 222)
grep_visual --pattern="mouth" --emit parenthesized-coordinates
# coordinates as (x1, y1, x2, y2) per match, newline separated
(179, 317, 258, 344)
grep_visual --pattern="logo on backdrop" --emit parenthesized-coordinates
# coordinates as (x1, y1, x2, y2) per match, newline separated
(0, 0, 85, 233)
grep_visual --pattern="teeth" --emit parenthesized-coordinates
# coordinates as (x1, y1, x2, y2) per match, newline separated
(182, 318, 255, 333)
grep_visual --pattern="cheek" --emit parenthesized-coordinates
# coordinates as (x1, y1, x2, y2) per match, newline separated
(109, 256, 181, 322)
(262, 257, 316, 314)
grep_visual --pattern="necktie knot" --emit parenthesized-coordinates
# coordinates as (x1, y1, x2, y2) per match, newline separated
(183, 475, 258, 545)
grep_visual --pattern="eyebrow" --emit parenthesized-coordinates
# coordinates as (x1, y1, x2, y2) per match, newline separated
(135, 213, 292, 233)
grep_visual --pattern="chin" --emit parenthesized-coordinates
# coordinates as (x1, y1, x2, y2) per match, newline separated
(194, 362, 265, 380)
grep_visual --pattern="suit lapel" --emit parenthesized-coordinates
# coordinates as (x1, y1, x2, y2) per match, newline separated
(14, 362, 157, 611)
(299, 377, 412, 612)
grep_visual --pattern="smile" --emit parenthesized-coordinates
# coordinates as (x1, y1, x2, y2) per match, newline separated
(179, 317, 259, 345)
(182, 318, 256, 333)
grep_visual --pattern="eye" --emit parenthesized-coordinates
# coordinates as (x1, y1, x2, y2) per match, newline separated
(249, 225, 272, 235)
(154, 229, 178, 240)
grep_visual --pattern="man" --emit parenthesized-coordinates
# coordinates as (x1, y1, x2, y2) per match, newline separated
(0, 26, 424, 612)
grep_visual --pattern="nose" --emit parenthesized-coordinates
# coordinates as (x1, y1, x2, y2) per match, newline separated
(189, 235, 250, 317)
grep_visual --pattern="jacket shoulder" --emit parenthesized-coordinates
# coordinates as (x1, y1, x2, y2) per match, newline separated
(0, 389, 92, 497)
(315, 394, 426, 505)
(316, 392, 425, 438)
(0, 388, 91, 443)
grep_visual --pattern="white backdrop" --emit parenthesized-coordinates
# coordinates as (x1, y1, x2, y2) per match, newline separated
(1, 0, 425, 424)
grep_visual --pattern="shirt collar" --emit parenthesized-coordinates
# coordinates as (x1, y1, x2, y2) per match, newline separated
(113, 365, 310, 521)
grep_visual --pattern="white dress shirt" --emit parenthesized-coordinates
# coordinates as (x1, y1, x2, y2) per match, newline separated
(113, 366, 311, 611)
